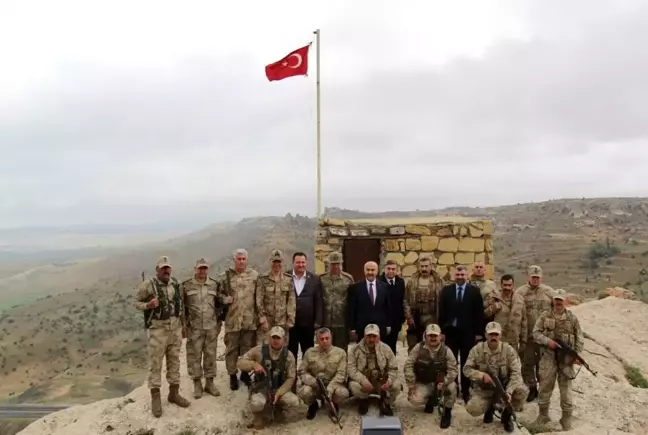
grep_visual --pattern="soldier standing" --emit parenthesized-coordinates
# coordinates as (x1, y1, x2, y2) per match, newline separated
(403, 256, 445, 353)
(532, 289, 584, 430)
(237, 326, 300, 429)
(133, 256, 190, 417)
(515, 265, 554, 402)
(484, 274, 527, 353)
(463, 322, 528, 433)
(217, 248, 259, 391)
(470, 261, 497, 302)
(404, 324, 457, 428)
(320, 251, 354, 350)
(256, 249, 296, 345)
(182, 258, 222, 399)
(298, 327, 350, 419)
(348, 324, 401, 416)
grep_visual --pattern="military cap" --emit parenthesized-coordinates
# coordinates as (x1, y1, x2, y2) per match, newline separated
(485, 321, 502, 335)
(364, 324, 380, 336)
(552, 288, 567, 300)
(195, 258, 209, 268)
(328, 252, 343, 264)
(528, 265, 542, 277)
(156, 256, 171, 268)
(269, 249, 284, 262)
(270, 326, 285, 338)
(424, 324, 442, 336)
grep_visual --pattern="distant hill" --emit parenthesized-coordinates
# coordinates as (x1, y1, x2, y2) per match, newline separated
(0, 197, 647, 405)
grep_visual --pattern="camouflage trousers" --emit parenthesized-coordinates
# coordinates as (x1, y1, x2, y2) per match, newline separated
(538, 351, 574, 412)
(329, 326, 349, 351)
(257, 326, 289, 345)
(250, 391, 300, 413)
(349, 380, 401, 405)
(465, 385, 528, 417)
(521, 341, 542, 387)
(224, 330, 256, 375)
(186, 323, 221, 379)
(298, 382, 350, 405)
(147, 322, 182, 389)
(408, 381, 457, 409)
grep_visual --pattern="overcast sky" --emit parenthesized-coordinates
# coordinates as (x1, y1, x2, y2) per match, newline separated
(1, 0, 648, 228)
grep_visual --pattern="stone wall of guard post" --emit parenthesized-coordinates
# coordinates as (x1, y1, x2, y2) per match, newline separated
(314, 218, 494, 281)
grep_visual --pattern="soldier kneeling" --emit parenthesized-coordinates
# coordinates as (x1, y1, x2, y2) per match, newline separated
(237, 326, 300, 428)
(404, 324, 457, 429)
(463, 322, 528, 433)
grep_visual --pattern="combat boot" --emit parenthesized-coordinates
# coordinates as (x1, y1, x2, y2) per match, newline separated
(560, 410, 573, 430)
(240, 371, 251, 386)
(501, 409, 515, 433)
(483, 405, 494, 423)
(439, 407, 452, 429)
(193, 378, 203, 399)
(229, 374, 239, 391)
(535, 405, 551, 425)
(150, 388, 162, 418)
(249, 413, 265, 429)
(424, 396, 436, 414)
(306, 402, 318, 420)
(204, 377, 220, 396)
(526, 385, 538, 402)
(358, 399, 369, 415)
(379, 400, 394, 417)
(168, 384, 190, 408)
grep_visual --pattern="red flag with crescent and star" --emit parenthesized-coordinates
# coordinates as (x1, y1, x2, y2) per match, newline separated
(265, 44, 310, 82)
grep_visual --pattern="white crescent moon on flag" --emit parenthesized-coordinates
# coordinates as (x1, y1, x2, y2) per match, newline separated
(287, 53, 303, 68)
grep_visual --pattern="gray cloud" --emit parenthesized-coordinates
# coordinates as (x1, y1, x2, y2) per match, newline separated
(2, 1, 648, 228)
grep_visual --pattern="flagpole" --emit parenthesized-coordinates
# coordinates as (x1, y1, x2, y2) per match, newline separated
(314, 28, 322, 220)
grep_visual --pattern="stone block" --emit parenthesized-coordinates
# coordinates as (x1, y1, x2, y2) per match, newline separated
(399, 241, 406, 251)
(419, 252, 437, 263)
(458, 237, 485, 252)
(459, 226, 468, 236)
(472, 222, 483, 230)
(389, 226, 406, 235)
(404, 251, 419, 264)
(483, 221, 494, 236)
(469, 225, 484, 238)
(405, 224, 432, 235)
(435, 265, 448, 278)
(455, 252, 475, 265)
(350, 228, 370, 237)
(421, 236, 439, 251)
(438, 253, 455, 265)
(405, 238, 422, 250)
(329, 227, 349, 237)
(370, 227, 386, 235)
(384, 239, 400, 252)
(475, 253, 486, 264)
(385, 252, 405, 266)
(437, 227, 453, 237)
(316, 230, 328, 239)
(315, 244, 334, 253)
(485, 264, 495, 279)
(452, 225, 460, 236)
(315, 258, 325, 275)
(401, 265, 417, 277)
(487, 253, 495, 264)
(324, 218, 346, 227)
(485, 239, 493, 252)
(328, 238, 340, 245)
(438, 237, 460, 252)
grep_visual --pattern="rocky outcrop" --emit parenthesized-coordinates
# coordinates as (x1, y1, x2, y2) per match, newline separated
(604, 287, 637, 300)
(19, 296, 648, 435)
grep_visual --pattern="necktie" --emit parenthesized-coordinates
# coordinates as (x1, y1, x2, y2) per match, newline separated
(457, 285, 463, 302)
(389, 279, 394, 286)
(369, 282, 375, 305)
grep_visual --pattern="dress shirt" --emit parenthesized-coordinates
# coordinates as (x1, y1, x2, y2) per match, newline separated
(293, 270, 307, 296)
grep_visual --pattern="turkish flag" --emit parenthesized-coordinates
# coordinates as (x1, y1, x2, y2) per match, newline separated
(265, 44, 310, 82)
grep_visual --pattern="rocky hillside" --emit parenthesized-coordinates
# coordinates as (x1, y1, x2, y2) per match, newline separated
(16, 296, 648, 435)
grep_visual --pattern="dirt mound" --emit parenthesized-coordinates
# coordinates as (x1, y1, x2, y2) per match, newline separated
(18, 296, 648, 435)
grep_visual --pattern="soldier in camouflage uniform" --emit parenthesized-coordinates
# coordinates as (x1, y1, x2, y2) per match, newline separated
(532, 289, 584, 430)
(470, 261, 497, 331)
(133, 256, 190, 417)
(256, 249, 296, 345)
(348, 324, 401, 416)
(403, 256, 445, 353)
(463, 322, 528, 433)
(404, 324, 457, 428)
(182, 258, 222, 399)
(484, 274, 527, 353)
(237, 326, 300, 429)
(298, 327, 350, 419)
(515, 265, 554, 401)
(320, 251, 354, 350)
(217, 248, 259, 391)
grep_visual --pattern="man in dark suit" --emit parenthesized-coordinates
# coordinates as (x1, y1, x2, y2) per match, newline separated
(347, 261, 392, 343)
(378, 259, 405, 355)
(438, 264, 484, 403)
(288, 252, 323, 360)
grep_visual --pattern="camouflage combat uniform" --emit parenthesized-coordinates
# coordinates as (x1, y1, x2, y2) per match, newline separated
(320, 252, 354, 350)
(255, 266, 296, 345)
(515, 266, 554, 390)
(182, 262, 223, 397)
(403, 271, 444, 352)
(217, 267, 259, 377)
(532, 290, 584, 430)
(484, 289, 527, 352)
(348, 334, 401, 404)
(470, 275, 497, 306)
(298, 344, 350, 405)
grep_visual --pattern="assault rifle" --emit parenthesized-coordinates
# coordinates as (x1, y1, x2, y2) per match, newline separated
(378, 369, 393, 416)
(486, 369, 522, 430)
(316, 376, 343, 429)
(554, 337, 597, 377)
(264, 359, 277, 422)
(218, 270, 231, 322)
(425, 373, 445, 415)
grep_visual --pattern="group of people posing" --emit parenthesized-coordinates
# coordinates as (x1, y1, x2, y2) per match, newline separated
(133, 248, 585, 432)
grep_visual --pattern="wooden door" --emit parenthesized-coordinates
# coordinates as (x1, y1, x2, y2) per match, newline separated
(342, 239, 382, 282)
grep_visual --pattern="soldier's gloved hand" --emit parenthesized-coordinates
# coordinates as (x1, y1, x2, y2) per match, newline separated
(548, 339, 560, 349)
(273, 394, 280, 404)
(380, 379, 392, 392)
(436, 382, 443, 392)
(147, 298, 159, 309)
(224, 296, 233, 304)
(253, 363, 265, 374)
(361, 381, 373, 393)
(493, 301, 502, 312)
(482, 373, 493, 385)
(406, 317, 415, 326)
(306, 377, 318, 388)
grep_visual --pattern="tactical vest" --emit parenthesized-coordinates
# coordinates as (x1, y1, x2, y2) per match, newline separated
(414, 342, 448, 384)
(541, 310, 577, 348)
(251, 344, 288, 394)
(475, 342, 510, 383)
(143, 277, 182, 329)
